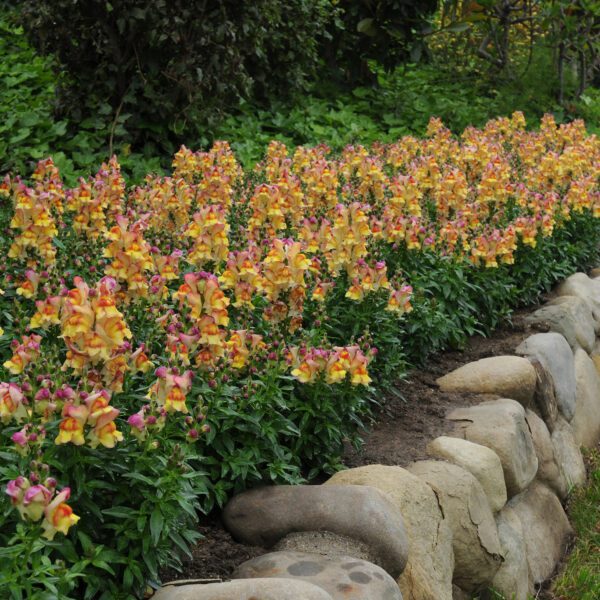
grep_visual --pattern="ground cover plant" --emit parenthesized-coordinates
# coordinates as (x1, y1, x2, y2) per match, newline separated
(0, 114, 599, 599)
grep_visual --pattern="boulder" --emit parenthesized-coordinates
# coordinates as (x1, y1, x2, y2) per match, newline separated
(491, 506, 531, 600)
(222, 485, 408, 579)
(407, 460, 503, 593)
(571, 348, 600, 447)
(451, 586, 470, 600)
(551, 416, 586, 488)
(524, 410, 568, 499)
(275, 531, 379, 565)
(326, 465, 453, 600)
(426, 436, 507, 512)
(234, 552, 403, 600)
(515, 333, 576, 421)
(447, 399, 538, 497)
(590, 340, 600, 378)
(507, 482, 573, 586)
(152, 578, 333, 600)
(435, 356, 536, 405)
(530, 358, 559, 432)
(556, 272, 600, 330)
(525, 296, 595, 353)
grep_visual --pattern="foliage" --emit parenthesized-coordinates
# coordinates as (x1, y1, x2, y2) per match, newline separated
(433, 1, 600, 103)
(0, 115, 599, 597)
(19, 0, 334, 154)
(0, 14, 162, 186)
(323, 0, 438, 81)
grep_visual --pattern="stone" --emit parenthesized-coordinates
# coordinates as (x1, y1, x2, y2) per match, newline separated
(551, 416, 586, 488)
(326, 465, 453, 600)
(152, 578, 333, 600)
(525, 296, 595, 353)
(556, 272, 600, 330)
(530, 358, 559, 432)
(436, 356, 536, 405)
(275, 531, 379, 565)
(222, 485, 408, 579)
(447, 398, 538, 497)
(524, 409, 568, 499)
(491, 506, 531, 600)
(571, 348, 600, 447)
(234, 552, 403, 600)
(407, 460, 503, 593)
(515, 333, 576, 421)
(508, 482, 573, 586)
(426, 436, 507, 512)
(451, 586, 470, 600)
(590, 340, 600, 378)
(589, 267, 600, 278)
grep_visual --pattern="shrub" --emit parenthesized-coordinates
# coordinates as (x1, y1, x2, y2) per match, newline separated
(19, 0, 334, 154)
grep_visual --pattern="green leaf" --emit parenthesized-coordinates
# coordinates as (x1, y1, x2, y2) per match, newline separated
(357, 18, 377, 37)
(150, 508, 164, 545)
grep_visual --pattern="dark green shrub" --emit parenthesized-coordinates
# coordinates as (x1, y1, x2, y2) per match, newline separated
(19, 0, 334, 154)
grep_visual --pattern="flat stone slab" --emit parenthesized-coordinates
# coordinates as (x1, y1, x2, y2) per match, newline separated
(572, 348, 600, 447)
(447, 398, 539, 498)
(436, 356, 536, 405)
(525, 296, 595, 353)
(326, 465, 454, 600)
(234, 552, 403, 600)
(223, 485, 408, 578)
(152, 578, 333, 599)
(516, 333, 576, 421)
(407, 460, 503, 593)
(426, 436, 507, 512)
(508, 482, 573, 586)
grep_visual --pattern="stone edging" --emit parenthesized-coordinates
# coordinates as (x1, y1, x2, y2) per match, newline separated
(154, 270, 600, 600)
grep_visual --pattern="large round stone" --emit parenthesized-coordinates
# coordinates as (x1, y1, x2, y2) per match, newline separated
(407, 460, 503, 593)
(524, 409, 568, 499)
(223, 485, 408, 578)
(525, 296, 595, 353)
(551, 416, 586, 488)
(571, 348, 600, 447)
(491, 506, 532, 600)
(436, 356, 536, 405)
(234, 552, 403, 600)
(516, 333, 576, 421)
(426, 436, 507, 512)
(507, 482, 573, 586)
(556, 272, 600, 330)
(152, 578, 333, 599)
(326, 465, 454, 600)
(275, 531, 379, 565)
(447, 399, 538, 497)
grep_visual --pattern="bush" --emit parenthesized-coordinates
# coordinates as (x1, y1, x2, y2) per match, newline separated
(0, 12, 164, 186)
(19, 0, 334, 154)
(323, 0, 438, 82)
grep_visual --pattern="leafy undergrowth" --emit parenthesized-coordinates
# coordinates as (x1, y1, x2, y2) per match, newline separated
(549, 447, 600, 600)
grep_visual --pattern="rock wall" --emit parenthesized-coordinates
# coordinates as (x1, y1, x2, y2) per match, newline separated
(154, 272, 600, 600)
